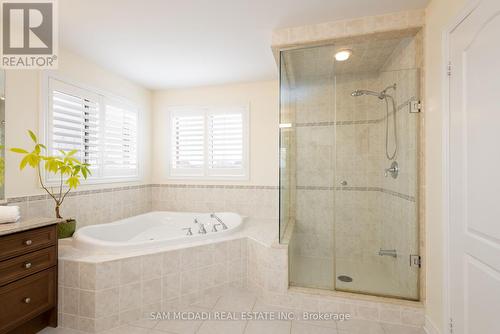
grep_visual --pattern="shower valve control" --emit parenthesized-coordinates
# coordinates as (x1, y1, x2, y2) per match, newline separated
(384, 161, 399, 179)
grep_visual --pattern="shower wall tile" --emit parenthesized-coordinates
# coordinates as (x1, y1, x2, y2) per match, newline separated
(294, 82, 335, 123)
(295, 127, 335, 188)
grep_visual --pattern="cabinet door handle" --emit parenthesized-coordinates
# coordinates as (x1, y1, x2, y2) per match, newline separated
(24, 239, 32, 246)
(23, 297, 31, 304)
(24, 262, 32, 269)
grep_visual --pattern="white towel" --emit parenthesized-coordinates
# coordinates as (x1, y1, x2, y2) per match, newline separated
(0, 206, 21, 224)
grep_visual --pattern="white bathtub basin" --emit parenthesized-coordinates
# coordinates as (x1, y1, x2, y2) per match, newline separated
(72, 211, 243, 252)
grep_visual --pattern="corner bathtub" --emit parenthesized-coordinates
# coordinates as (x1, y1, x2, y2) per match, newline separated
(72, 211, 244, 252)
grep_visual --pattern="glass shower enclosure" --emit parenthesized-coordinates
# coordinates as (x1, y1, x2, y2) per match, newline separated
(279, 31, 422, 300)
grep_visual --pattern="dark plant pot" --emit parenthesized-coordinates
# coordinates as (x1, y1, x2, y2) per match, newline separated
(57, 219, 76, 239)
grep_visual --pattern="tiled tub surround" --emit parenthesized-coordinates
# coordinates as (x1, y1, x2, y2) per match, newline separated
(6, 185, 153, 228)
(151, 184, 278, 220)
(6, 184, 278, 231)
(57, 218, 424, 333)
(58, 237, 249, 332)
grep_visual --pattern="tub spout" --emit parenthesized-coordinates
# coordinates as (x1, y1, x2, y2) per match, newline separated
(210, 213, 228, 230)
(378, 248, 397, 258)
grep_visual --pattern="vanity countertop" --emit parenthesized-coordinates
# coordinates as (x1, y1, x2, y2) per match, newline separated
(0, 217, 60, 236)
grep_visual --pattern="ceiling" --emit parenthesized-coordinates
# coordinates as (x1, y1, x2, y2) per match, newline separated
(59, 0, 428, 90)
(281, 32, 417, 87)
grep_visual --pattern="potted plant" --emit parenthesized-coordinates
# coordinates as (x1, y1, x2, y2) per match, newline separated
(11, 130, 91, 238)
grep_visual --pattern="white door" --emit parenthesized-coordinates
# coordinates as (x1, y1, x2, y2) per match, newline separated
(449, 1, 500, 333)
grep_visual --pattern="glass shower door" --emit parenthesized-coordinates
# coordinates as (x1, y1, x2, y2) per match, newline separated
(333, 68, 420, 300)
(281, 45, 337, 290)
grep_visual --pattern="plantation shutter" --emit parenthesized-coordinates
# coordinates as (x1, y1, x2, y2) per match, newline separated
(170, 109, 205, 176)
(49, 79, 101, 178)
(207, 108, 246, 176)
(103, 101, 138, 177)
(169, 106, 248, 178)
(47, 78, 140, 182)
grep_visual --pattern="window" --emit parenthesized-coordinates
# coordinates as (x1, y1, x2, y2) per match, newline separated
(169, 106, 249, 179)
(102, 100, 138, 177)
(46, 77, 139, 182)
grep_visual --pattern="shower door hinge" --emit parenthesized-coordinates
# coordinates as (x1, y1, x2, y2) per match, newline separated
(447, 62, 452, 76)
(410, 255, 421, 268)
(409, 100, 422, 113)
(449, 317, 454, 334)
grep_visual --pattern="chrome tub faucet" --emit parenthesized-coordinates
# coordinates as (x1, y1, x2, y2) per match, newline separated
(210, 213, 228, 230)
(198, 223, 207, 234)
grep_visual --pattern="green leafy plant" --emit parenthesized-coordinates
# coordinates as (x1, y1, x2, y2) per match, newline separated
(11, 130, 91, 219)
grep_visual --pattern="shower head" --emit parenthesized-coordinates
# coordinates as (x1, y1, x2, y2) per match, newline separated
(351, 84, 397, 100)
(351, 89, 384, 99)
(350, 90, 365, 97)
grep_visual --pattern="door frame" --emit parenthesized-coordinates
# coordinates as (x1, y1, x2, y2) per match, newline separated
(441, 0, 481, 332)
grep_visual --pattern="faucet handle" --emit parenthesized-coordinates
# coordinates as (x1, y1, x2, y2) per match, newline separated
(198, 223, 207, 234)
(212, 223, 221, 232)
(194, 218, 199, 224)
(182, 227, 193, 236)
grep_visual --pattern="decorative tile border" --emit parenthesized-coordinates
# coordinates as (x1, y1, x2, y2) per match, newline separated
(294, 97, 417, 128)
(7, 184, 152, 203)
(151, 184, 278, 190)
(295, 185, 415, 202)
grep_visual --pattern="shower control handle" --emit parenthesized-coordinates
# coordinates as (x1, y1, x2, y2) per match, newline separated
(198, 223, 207, 234)
(384, 161, 399, 179)
(182, 227, 193, 236)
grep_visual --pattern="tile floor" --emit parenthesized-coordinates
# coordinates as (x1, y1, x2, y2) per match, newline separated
(40, 287, 425, 334)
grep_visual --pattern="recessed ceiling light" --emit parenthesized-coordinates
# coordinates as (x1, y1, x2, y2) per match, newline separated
(334, 49, 352, 62)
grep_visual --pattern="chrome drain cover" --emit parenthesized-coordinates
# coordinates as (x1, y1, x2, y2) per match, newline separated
(337, 275, 353, 283)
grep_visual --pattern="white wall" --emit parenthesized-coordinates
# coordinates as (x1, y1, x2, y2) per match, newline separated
(424, 0, 467, 331)
(152, 80, 279, 186)
(4, 48, 152, 198)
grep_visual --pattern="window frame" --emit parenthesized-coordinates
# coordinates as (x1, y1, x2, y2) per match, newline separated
(41, 73, 142, 185)
(167, 105, 250, 181)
